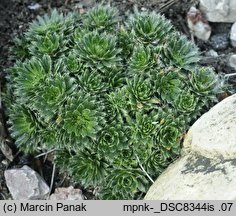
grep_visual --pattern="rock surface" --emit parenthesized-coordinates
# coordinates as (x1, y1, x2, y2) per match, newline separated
(230, 22, 236, 47)
(200, 0, 236, 23)
(228, 54, 236, 70)
(4, 165, 49, 200)
(50, 186, 84, 200)
(145, 94, 236, 200)
(205, 49, 218, 57)
(210, 33, 229, 51)
(145, 154, 236, 200)
(183, 94, 236, 159)
(187, 7, 211, 41)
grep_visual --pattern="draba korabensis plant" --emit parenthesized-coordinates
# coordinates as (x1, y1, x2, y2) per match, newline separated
(5, 5, 223, 199)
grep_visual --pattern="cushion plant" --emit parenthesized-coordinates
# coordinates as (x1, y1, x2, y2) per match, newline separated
(5, 4, 223, 199)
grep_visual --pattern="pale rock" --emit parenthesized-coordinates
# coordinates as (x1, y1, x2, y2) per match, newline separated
(145, 94, 236, 200)
(50, 186, 84, 200)
(141, 7, 147, 12)
(230, 22, 236, 47)
(205, 49, 218, 57)
(210, 33, 229, 51)
(145, 154, 236, 200)
(187, 7, 211, 41)
(183, 94, 236, 160)
(228, 54, 236, 70)
(27, 3, 41, 10)
(200, 0, 236, 23)
(4, 165, 49, 200)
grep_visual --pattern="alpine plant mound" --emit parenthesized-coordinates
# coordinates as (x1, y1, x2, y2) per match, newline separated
(5, 5, 223, 199)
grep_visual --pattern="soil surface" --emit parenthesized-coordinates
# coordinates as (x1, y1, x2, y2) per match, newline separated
(0, 0, 236, 200)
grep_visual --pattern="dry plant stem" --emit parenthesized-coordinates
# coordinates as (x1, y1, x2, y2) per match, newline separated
(57, 173, 68, 187)
(191, 32, 195, 43)
(35, 148, 57, 158)
(224, 73, 236, 78)
(48, 163, 56, 199)
(135, 154, 154, 183)
(159, 0, 177, 12)
(43, 154, 47, 163)
(0, 192, 6, 200)
(93, 186, 99, 195)
(136, 192, 144, 200)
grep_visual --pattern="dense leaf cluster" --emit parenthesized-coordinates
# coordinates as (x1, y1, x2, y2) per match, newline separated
(6, 5, 222, 199)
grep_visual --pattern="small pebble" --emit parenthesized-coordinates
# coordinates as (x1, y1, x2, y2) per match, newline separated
(228, 54, 236, 70)
(0, 141, 14, 162)
(210, 33, 229, 51)
(141, 7, 147, 11)
(27, 3, 41, 10)
(1, 159, 9, 166)
(50, 186, 84, 200)
(79, 8, 85, 14)
(205, 49, 218, 57)
(4, 165, 49, 200)
(187, 6, 211, 41)
(230, 22, 236, 48)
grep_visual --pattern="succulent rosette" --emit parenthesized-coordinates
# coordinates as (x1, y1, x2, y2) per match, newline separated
(106, 87, 130, 122)
(29, 33, 65, 56)
(63, 51, 83, 74)
(96, 125, 128, 161)
(153, 111, 185, 158)
(118, 26, 134, 57)
(70, 148, 108, 187)
(189, 67, 219, 96)
(100, 168, 149, 200)
(127, 11, 173, 45)
(76, 31, 121, 69)
(58, 93, 105, 149)
(32, 74, 76, 121)
(8, 106, 40, 153)
(12, 10, 66, 59)
(157, 122, 183, 157)
(72, 26, 90, 44)
(129, 111, 160, 145)
(83, 4, 118, 31)
(163, 33, 201, 69)
(27, 10, 67, 36)
(129, 45, 156, 72)
(174, 90, 198, 114)
(78, 68, 109, 94)
(12, 56, 48, 100)
(12, 37, 30, 60)
(127, 74, 154, 106)
(143, 150, 170, 178)
(155, 68, 184, 103)
(113, 148, 137, 168)
(39, 128, 58, 149)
